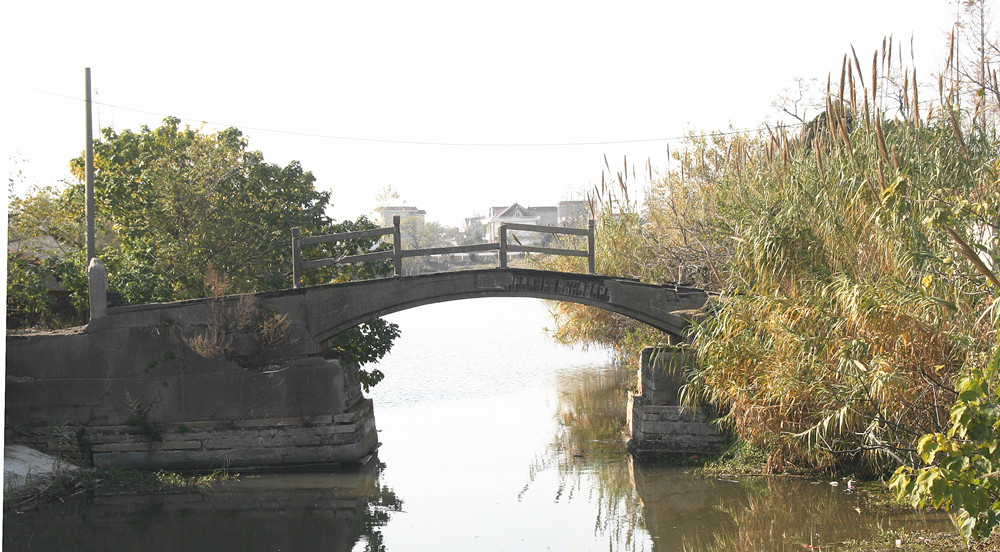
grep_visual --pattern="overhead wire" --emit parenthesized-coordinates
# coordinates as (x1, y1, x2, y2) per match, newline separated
(11, 82, 807, 147)
(13, 80, 975, 148)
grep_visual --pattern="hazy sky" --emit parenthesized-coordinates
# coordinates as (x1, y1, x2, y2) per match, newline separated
(6, 1, 958, 227)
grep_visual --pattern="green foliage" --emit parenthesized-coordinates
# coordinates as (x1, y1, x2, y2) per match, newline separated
(124, 392, 162, 441)
(458, 219, 486, 245)
(90, 466, 233, 493)
(7, 181, 91, 327)
(890, 340, 1000, 543)
(541, 37, 1000, 489)
(687, 97, 1000, 476)
(65, 117, 331, 303)
(6, 250, 88, 328)
(7, 182, 87, 248)
(699, 439, 774, 476)
(533, 26, 1000, 545)
(323, 318, 402, 391)
(6, 251, 57, 326)
(8, 119, 400, 388)
(298, 215, 393, 285)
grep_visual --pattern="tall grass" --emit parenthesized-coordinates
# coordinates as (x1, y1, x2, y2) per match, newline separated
(692, 38, 999, 474)
(543, 35, 1000, 475)
(540, 146, 734, 362)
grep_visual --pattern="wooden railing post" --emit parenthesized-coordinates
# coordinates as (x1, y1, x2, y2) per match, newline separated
(392, 215, 402, 276)
(291, 227, 303, 288)
(499, 224, 508, 268)
(587, 219, 595, 274)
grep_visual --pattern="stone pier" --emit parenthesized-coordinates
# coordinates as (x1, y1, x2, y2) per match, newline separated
(5, 295, 378, 470)
(626, 346, 726, 460)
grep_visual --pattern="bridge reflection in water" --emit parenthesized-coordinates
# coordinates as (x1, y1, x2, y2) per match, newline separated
(2, 460, 402, 552)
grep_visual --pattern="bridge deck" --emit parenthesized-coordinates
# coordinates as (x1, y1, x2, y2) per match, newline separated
(102, 268, 709, 343)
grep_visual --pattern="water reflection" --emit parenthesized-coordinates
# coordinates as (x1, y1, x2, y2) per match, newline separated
(634, 467, 954, 551)
(540, 367, 646, 550)
(6, 298, 957, 551)
(3, 461, 402, 552)
(534, 365, 954, 552)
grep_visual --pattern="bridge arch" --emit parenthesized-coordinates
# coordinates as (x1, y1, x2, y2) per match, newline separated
(273, 268, 708, 345)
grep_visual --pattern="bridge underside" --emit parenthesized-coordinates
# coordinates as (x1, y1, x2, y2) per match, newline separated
(261, 268, 708, 345)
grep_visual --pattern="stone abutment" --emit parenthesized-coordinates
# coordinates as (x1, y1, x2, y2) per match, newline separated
(626, 346, 726, 460)
(5, 293, 377, 470)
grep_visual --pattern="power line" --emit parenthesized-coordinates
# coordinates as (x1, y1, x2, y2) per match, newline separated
(35, 81, 974, 148)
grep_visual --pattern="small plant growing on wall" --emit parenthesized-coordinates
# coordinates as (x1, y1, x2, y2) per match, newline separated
(182, 266, 292, 368)
(124, 391, 162, 442)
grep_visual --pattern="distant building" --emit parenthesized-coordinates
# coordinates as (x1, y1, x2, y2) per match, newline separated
(530, 206, 558, 227)
(375, 206, 426, 228)
(486, 203, 561, 243)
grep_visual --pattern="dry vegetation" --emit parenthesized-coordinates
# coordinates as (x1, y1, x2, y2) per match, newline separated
(541, 16, 1000, 541)
(182, 266, 291, 368)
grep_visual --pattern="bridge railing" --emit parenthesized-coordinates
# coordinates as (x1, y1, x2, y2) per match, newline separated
(291, 216, 594, 287)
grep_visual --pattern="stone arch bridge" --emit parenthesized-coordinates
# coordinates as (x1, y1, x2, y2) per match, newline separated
(6, 268, 708, 471)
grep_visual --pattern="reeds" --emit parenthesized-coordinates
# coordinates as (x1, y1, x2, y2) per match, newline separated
(544, 34, 1000, 475)
(686, 37, 1000, 474)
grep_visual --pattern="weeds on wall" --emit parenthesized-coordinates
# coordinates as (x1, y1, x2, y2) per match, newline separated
(124, 391, 162, 442)
(182, 266, 292, 369)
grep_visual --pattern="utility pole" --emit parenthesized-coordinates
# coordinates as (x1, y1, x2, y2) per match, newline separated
(85, 67, 96, 262)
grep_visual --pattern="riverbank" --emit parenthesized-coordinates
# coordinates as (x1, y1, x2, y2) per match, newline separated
(685, 441, 1000, 551)
(3, 444, 234, 513)
(841, 529, 999, 551)
(4, 445, 80, 508)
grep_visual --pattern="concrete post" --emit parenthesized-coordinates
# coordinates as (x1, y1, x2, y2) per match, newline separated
(291, 227, 302, 288)
(88, 257, 107, 322)
(85, 68, 96, 264)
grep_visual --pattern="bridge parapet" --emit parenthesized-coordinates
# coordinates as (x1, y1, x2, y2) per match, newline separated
(291, 216, 596, 286)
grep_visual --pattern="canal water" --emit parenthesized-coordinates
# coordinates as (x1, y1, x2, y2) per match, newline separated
(4, 298, 953, 551)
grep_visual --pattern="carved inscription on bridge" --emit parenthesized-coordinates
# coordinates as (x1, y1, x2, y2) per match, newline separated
(476, 273, 611, 302)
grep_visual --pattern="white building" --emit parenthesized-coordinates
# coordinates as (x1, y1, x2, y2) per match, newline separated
(375, 206, 426, 228)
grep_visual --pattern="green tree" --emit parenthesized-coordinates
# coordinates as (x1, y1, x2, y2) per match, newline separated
(9, 118, 400, 384)
(7, 174, 92, 327)
(459, 220, 486, 245)
(401, 219, 455, 250)
(890, 338, 1000, 543)
(67, 117, 330, 302)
